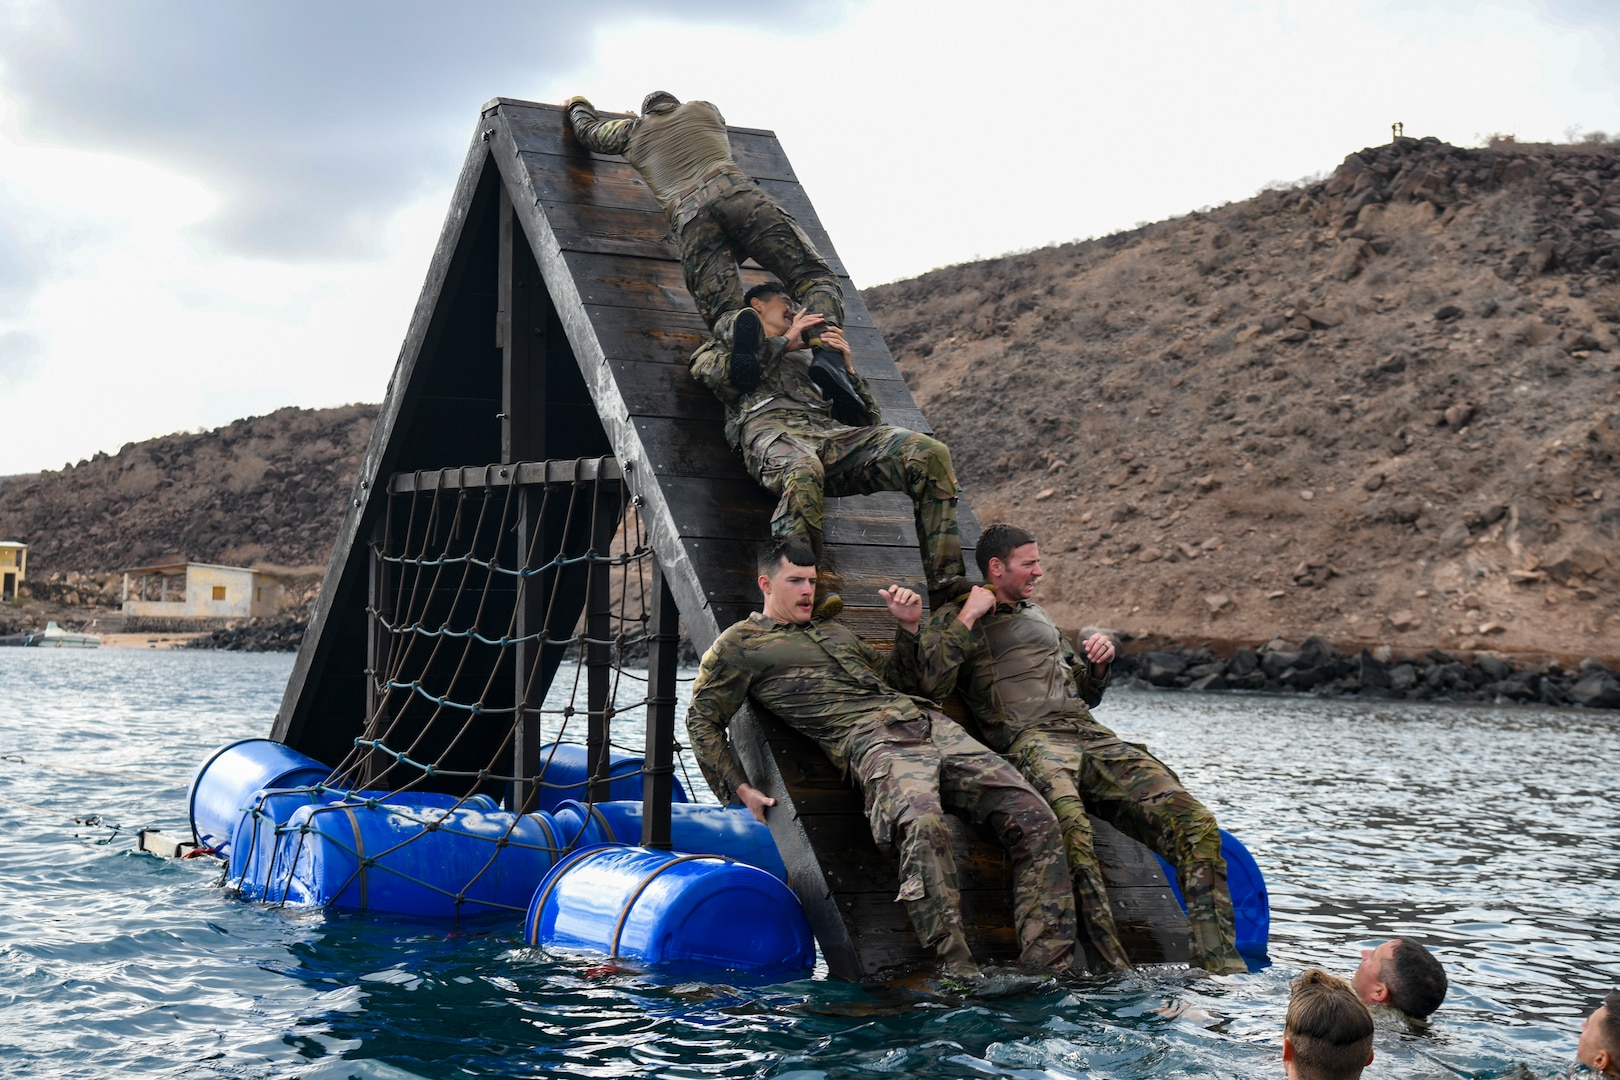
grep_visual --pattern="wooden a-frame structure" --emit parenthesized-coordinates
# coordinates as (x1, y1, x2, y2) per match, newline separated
(270, 98, 1188, 981)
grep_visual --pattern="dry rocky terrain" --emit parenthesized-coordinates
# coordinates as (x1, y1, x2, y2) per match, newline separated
(870, 136, 1620, 668)
(3, 137, 1618, 679)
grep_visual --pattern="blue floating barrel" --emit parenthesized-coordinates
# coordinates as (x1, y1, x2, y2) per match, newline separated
(1153, 829, 1271, 960)
(227, 789, 500, 895)
(188, 739, 332, 856)
(526, 845, 814, 972)
(532, 743, 687, 812)
(552, 800, 787, 883)
(242, 800, 567, 917)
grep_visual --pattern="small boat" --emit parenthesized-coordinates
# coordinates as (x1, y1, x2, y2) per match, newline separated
(26, 621, 101, 648)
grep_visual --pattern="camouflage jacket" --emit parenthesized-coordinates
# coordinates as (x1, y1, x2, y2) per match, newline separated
(899, 598, 1112, 752)
(567, 98, 735, 217)
(686, 612, 929, 804)
(690, 336, 882, 450)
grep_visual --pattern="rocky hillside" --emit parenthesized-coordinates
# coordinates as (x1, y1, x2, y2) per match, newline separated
(868, 136, 1620, 663)
(4, 136, 1617, 666)
(0, 404, 374, 578)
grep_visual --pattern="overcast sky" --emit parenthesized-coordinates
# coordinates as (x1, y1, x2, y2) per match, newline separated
(1, 0, 1617, 476)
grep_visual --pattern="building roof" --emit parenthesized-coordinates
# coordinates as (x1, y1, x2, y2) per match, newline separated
(117, 559, 264, 576)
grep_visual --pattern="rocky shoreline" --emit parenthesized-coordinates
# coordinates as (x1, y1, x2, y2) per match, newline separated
(1109, 632, 1620, 709)
(167, 611, 1620, 711)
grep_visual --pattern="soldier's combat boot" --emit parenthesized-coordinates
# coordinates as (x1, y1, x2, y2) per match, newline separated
(729, 307, 763, 393)
(808, 349, 871, 427)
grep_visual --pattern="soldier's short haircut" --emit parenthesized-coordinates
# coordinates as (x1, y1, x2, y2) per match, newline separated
(975, 523, 1038, 579)
(1384, 939, 1447, 1019)
(1595, 992, 1620, 1057)
(743, 280, 790, 306)
(1286, 968, 1374, 1080)
(758, 537, 817, 576)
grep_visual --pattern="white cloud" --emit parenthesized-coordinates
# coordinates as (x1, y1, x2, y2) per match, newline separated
(1, 0, 1617, 473)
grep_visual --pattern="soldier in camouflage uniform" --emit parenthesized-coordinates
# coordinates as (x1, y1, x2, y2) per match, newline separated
(566, 91, 866, 422)
(898, 523, 1246, 974)
(685, 539, 1077, 981)
(690, 280, 964, 610)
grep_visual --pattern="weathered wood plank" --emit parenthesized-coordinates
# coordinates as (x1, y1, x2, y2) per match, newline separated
(493, 98, 801, 183)
(563, 251, 877, 328)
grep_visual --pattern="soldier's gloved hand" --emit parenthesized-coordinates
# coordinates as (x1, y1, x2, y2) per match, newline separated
(564, 95, 593, 111)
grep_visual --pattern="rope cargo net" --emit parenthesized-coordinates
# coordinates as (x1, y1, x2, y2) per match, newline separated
(229, 460, 701, 915)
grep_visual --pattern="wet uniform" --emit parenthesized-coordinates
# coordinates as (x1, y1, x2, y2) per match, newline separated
(902, 597, 1245, 974)
(686, 611, 1077, 974)
(689, 337, 963, 591)
(567, 97, 841, 330)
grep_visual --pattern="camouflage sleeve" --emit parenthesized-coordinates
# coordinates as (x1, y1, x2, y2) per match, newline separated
(567, 100, 635, 155)
(688, 337, 740, 406)
(901, 607, 978, 701)
(1061, 631, 1110, 708)
(684, 632, 754, 804)
(694, 100, 726, 125)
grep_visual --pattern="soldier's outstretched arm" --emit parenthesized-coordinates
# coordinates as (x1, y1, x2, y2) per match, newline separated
(565, 96, 635, 155)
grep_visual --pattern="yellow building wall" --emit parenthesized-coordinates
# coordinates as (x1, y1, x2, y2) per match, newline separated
(0, 545, 24, 600)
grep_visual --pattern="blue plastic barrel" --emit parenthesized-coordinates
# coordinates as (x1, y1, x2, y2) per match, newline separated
(227, 789, 501, 892)
(552, 800, 788, 883)
(1153, 829, 1271, 960)
(238, 800, 567, 916)
(532, 743, 688, 812)
(526, 845, 814, 972)
(188, 739, 332, 856)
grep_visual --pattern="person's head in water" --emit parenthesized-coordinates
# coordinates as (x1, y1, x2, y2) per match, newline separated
(744, 280, 799, 338)
(756, 538, 818, 625)
(1577, 992, 1620, 1076)
(641, 90, 679, 115)
(1351, 938, 1447, 1019)
(1284, 968, 1375, 1080)
(976, 523, 1041, 602)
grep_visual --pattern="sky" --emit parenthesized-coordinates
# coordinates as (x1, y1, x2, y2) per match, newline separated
(1, 0, 1617, 476)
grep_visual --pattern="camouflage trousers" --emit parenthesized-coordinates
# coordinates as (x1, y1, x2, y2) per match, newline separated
(673, 169, 843, 331)
(743, 422, 964, 590)
(853, 711, 1077, 973)
(1008, 727, 1244, 974)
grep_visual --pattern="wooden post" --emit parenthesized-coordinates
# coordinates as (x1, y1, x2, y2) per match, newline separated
(584, 481, 616, 804)
(498, 185, 547, 464)
(363, 511, 392, 788)
(511, 483, 544, 812)
(640, 562, 678, 849)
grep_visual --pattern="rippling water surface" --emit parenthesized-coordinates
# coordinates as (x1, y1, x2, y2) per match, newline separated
(0, 648, 1615, 1078)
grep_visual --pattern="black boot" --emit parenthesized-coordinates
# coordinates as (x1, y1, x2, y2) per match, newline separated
(729, 307, 762, 393)
(809, 349, 871, 426)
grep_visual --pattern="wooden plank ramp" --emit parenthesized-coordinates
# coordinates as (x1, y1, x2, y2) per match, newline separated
(272, 97, 1187, 982)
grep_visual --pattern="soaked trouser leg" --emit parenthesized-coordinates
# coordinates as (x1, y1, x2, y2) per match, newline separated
(1075, 733, 1244, 974)
(820, 426, 965, 590)
(1008, 730, 1131, 972)
(676, 176, 842, 331)
(853, 739, 975, 976)
(928, 714, 1076, 971)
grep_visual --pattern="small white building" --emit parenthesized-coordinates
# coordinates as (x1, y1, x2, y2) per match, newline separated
(121, 560, 287, 619)
(0, 541, 24, 600)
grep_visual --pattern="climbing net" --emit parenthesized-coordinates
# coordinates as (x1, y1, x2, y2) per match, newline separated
(228, 459, 703, 916)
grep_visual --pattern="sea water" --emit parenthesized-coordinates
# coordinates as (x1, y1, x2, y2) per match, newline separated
(0, 647, 1614, 1079)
